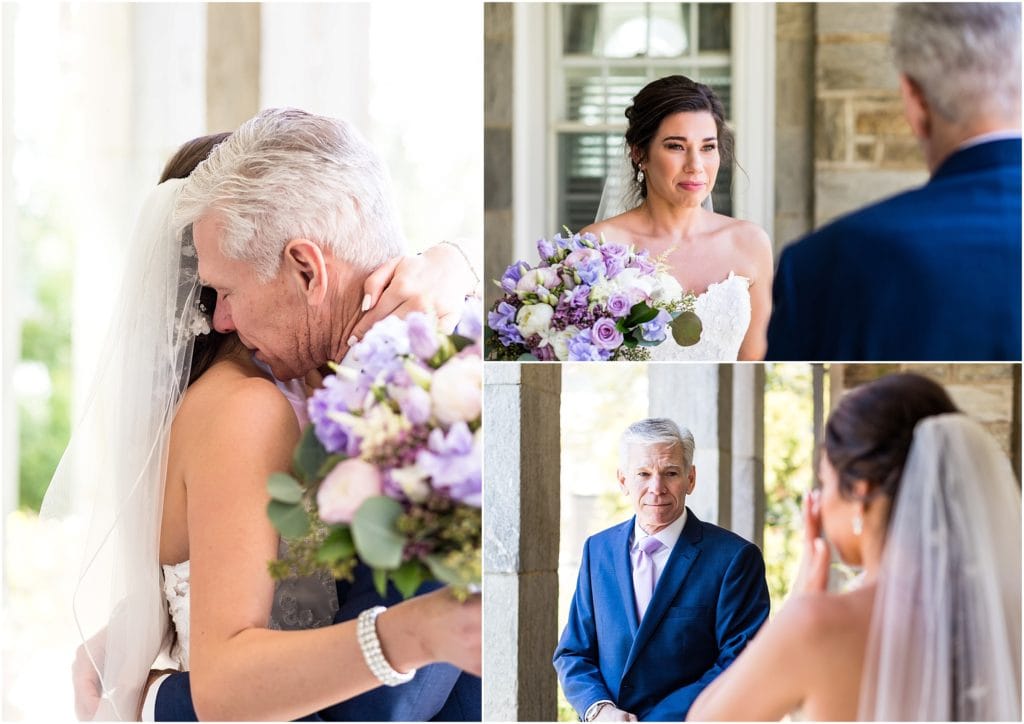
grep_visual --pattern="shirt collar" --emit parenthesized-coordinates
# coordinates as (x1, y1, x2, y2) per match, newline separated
(956, 129, 1023, 152)
(632, 507, 687, 552)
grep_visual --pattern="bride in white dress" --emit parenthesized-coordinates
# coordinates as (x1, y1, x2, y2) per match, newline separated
(583, 75, 773, 361)
(45, 127, 481, 721)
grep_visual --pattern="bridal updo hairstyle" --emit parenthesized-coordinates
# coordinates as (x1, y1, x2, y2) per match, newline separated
(624, 75, 734, 201)
(159, 132, 234, 386)
(823, 373, 959, 524)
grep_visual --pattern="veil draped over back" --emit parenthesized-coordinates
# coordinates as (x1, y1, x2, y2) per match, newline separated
(858, 414, 1022, 720)
(40, 179, 201, 720)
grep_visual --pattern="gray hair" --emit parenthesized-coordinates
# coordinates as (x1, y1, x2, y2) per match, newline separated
(174, 108, 406, 280)
(619, 418, 695, 470)
(892, 3, 1021, 124)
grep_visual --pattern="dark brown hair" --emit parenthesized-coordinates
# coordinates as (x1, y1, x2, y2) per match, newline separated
(160, 132, 232, 386)
(624, 75, 734, 200)
(824, 373, 959, 517)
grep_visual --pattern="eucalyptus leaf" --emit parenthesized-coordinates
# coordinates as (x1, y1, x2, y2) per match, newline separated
(450, 334, 475, 353)
(391, 560, 428, 599)
(671, 310, 703, 347)
(267, 500, 310, 540)
(267, 472, 304, 504)
(316, 454, 348, 481)
(425, 554, 476, 587)
(372, 567, 389, 598)
(293, 425, 328, 484)
(351, 496, 406, 570)
(316, 526, 355, 564)
(623, 302, 659, 328)
(518, 353, 538, 361)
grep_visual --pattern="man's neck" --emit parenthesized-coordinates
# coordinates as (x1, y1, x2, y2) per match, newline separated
(927, 117, 1021, 172)
(318, 267, 372, 383)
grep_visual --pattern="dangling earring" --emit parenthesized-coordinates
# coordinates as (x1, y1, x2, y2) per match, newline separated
(852, 514, 863, 536)
(636, 167, 645, 184)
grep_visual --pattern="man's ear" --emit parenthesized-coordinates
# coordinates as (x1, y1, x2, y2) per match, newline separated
(617, 470, 628, 495)
(686, 465, 696, 495)
(283, 239, 329, 305)
(899, 73, 931, 141)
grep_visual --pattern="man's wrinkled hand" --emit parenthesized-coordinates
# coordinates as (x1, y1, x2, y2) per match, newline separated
(593, 704, 638, 721)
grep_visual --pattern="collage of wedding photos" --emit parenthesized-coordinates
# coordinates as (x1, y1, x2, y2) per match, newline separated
(0, 1, 1020, 722)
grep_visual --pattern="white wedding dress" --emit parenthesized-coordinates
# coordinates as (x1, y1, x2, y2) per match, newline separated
(649, 272, 751, 361)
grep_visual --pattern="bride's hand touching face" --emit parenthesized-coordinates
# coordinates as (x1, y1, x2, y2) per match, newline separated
(635, 110, 720, 210)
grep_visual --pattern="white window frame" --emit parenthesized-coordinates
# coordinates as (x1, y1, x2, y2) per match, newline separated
(513, 2, 774, 261)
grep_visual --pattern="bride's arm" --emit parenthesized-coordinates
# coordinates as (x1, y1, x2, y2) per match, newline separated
(184, 378, 479, 721)
(737, 227, 774, 361)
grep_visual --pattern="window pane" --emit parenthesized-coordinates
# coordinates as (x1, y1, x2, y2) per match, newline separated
(600, 3, 651, 58)
(563, 4, 601, 56)
(700, 72, 732, 120)
(712, 154, 733, 216)
(648, 3, 690, 58)
(558, 133, 619, 231)
(565, 68, 605, 124)
(698, 3, 731, 52)
(605, 68, 648, 124)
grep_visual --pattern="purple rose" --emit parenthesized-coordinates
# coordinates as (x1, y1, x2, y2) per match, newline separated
(591, 316, 624, 350)
(488, 300, 524, 345)
(601, 242, 630, 278)
(630, 253, 656, 275)
(567, 328, 613, 361)
(606, 292, 633, 319)
(640, 310, 673, 342)
(406, 312, 440, 359)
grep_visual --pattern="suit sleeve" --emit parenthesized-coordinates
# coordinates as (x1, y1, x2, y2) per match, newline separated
(646, 542, 771, 720)
(765, 246, 801, 361)
(552, 538, 616, 718)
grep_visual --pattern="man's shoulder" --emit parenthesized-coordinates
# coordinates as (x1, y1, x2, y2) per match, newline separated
(588, 519, 633, 546)
(694, 518, 760, 557)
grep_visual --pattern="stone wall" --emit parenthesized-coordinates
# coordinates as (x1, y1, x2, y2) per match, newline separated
(812, 2, 928, 226)
(484, 3, 514, 308)
(837, 364, 1022, 479)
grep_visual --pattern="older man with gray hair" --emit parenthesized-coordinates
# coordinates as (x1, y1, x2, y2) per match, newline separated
(768, 2, 1022, 361)
(554, 418, 770, 721)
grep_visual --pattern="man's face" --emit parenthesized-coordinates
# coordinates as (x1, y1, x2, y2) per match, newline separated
(193, 214, 319, 381)
(618, 441, 694, 535)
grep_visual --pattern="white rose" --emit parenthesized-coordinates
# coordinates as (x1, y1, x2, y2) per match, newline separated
(316, 458, 383, 524)
(614, 267, 656, 299)
(651, 272, 684, 304)
(538, 326, 576, 361)
(431, 355, 483, 425)
(516, 303, 555, 338)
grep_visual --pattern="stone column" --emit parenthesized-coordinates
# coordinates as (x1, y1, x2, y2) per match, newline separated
(647, 364, 764, 545)
(483, 364, 561, 722)
(206, 3, 260, 131)
(484, 3, 514, 309)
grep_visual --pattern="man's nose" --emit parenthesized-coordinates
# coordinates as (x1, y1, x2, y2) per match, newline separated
(646, 475, 666, 494)
(213, 297, 235, 333)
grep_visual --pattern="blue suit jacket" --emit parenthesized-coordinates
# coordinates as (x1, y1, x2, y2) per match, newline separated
(767, 138, 1022, 361)
(154, 565, 480, 721)
(553, 510, 770, 721)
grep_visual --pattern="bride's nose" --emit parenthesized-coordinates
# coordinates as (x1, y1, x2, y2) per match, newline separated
(683, 147, 703, 173)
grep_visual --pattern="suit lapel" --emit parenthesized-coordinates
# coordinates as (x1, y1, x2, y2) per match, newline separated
(622, 510, 704, 675)
(612, 518, 639, 639)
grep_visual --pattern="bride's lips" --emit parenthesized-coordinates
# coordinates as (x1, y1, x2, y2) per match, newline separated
(678, 181, 705, 191)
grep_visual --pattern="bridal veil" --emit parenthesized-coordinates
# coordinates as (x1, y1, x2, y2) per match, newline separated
(40, 178, 201, 720)
(858, 413, 1022, 720)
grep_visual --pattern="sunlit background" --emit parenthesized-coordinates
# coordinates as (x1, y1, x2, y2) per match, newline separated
(0, 2, 482, 718)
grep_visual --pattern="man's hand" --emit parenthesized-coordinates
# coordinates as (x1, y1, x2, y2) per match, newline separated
(791, 489, 830, 595)
(349, 242, 478, 344)
(72, 634, 105, 721)
(593, 703, 638, 721)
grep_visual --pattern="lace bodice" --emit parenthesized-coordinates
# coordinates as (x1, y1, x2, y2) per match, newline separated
(650, 272, 751, 361)
(161, 553, 339, 671)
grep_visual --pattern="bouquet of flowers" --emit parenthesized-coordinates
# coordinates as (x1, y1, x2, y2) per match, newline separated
(486, 231, 702, 361)
(266, 301, 481, 599)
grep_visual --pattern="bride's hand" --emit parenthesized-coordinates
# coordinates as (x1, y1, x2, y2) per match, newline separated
(349, 242, 479, 344)
(791, 489, 830, 595)
(380, 587, 481, 676)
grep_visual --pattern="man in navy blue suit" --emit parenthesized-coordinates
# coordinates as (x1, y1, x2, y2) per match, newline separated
(767, 3, 1022, 361)
(554, 419, 770, 721)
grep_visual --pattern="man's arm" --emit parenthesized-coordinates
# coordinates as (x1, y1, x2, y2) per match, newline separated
(646, 543, 771, 720)
(552, 539, 621, 719)
(765, 246, 801, 361)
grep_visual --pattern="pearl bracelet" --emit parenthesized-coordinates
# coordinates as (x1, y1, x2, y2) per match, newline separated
(356, 606, 416, 687)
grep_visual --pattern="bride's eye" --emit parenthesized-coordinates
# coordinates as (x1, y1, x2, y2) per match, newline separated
(702, 144, 717, 152)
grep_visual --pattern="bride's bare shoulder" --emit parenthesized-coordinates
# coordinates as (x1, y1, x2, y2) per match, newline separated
(580, 209, 644, 240)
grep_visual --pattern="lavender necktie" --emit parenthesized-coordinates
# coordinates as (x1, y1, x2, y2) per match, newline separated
(633, 535, 665, 622)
